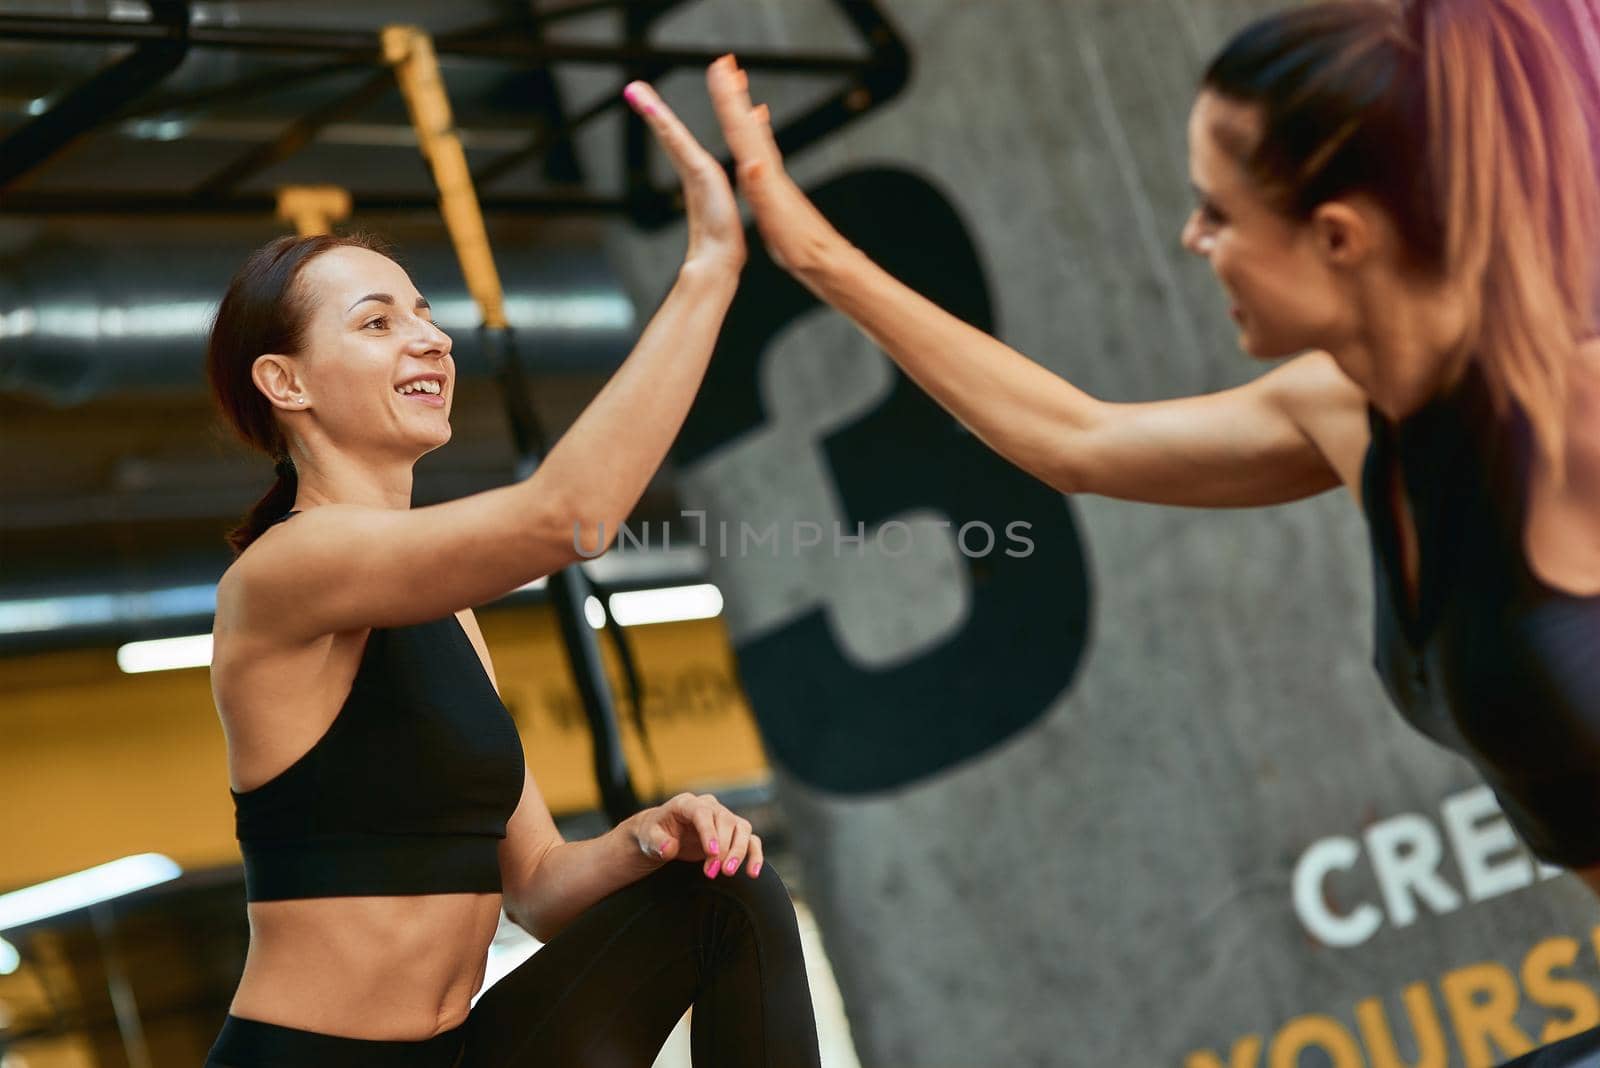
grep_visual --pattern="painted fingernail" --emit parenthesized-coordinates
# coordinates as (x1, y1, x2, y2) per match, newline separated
(707, 839, 720, 855)
(704, 859, 719, 878)
(750, 862, 762, 876)
(623, 83, 654, 114)
(723, 857, 739, 875)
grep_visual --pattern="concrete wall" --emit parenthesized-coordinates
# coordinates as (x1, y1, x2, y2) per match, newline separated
(564, 2, 1600, 1063)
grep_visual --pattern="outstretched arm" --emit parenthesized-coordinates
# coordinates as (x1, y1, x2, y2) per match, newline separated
(225, 75, 745, 641)
(704, 56, 1368, 507)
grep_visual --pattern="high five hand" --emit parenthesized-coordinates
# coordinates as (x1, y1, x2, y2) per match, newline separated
(705, 53, 848, 277)
(622, 76, 746, 275)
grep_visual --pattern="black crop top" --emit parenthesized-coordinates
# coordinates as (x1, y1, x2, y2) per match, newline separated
(231, 512, 526, 901)
(1362, 363, 1600, 868)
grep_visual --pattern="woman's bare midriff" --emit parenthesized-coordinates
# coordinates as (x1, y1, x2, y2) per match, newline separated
(214, 590, 513, 1040)
(228, 891, 504, 1040)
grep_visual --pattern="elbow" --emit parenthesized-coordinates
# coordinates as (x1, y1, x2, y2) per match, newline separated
(1041, 407, 1105, 497)
(521, 909, 558, 945)
(505, 900, 550, 944)
(567, 516, 619, 564)
(529, 915, 566, 944)
(551, 485, 628, 563)
(977, 406, 1097, 497)
(526, 488, 609, 570)
(514, 901, 565, 944)
(1042, 457, 1087, 496)
(1023, 440, 1088, 496)
(500, 837, 568, 944)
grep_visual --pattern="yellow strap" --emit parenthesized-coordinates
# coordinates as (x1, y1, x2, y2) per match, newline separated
(381, 24, 508, 329)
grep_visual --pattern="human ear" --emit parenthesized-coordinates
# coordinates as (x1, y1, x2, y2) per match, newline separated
(1309, 200, 1373, 268)
(252, 354, 309, 411)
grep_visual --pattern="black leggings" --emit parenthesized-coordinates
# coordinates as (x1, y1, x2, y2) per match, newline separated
(205, 862, 822, 1067)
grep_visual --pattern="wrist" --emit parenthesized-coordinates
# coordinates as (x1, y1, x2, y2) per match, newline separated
(677, 256, 742, 293)
(613, 810, 662, 873)
(792, 235, 862, 292)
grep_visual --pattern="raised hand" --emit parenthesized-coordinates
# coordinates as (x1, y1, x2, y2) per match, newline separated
(623, 77, 746, 275)
(705, 54, 850, 277)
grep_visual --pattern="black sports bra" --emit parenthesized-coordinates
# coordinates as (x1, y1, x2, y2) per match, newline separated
(1362, 363, 1600, 868)
(231, 511, 526, 901)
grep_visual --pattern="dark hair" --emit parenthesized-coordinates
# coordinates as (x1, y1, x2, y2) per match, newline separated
(206, 232, 393, 555)
(1203, 0, 1600, 473)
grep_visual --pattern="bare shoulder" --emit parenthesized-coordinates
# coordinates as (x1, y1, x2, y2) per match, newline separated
(1268, 349, 1372, 499)
(211, 516, 300, 634)
(211, 527, 290, 656)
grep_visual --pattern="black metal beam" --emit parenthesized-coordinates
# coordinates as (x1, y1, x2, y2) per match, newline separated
(488, 0, 591, 189)
(619, 0, 911, 229)
(120, 18, 531, 121)
(532, 0, 679, 25)
(0, 3, 190, 189)
(0, 15, 866, 71)
(0, 0, 910, 230)
(120, 59, 365, 122)
(192, 68, 395, 198)
(473, 87, 619, 190)
(0, 191, 629, 215)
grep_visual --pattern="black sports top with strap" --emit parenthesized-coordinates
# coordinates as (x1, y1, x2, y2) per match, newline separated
(1361, 362, 1600, 868)
(231, 511, 526, 901)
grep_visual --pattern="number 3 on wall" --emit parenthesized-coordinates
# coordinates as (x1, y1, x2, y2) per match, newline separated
(675, 167, 1093, 795)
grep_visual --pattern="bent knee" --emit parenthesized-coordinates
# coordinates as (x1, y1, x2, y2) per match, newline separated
(712, 861, 798, 926)
(649, 860, 797, 924)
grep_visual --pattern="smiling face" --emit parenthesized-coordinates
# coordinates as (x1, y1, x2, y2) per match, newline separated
(1181, 90, 1360, 361)
(253, 245, 455, 462)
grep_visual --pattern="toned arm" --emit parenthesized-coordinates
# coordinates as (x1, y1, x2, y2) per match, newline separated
(707, 60, 1371, 512)
(219, 264, 739, 643)
(810, 243, 1370, 506)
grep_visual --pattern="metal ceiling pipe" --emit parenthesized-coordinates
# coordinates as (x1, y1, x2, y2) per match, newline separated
(0, 217, 638, 405)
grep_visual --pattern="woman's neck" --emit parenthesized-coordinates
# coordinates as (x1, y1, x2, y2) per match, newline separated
(288, 446, 415, 512)
(1340, 273, 1474, 421)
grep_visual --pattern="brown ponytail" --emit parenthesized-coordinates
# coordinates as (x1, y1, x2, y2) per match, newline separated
(206, 232, 392, 555)
(1414, 0, 1600, 472)
(1204, 0, 1600, 473)
(234, 455, 300, 555)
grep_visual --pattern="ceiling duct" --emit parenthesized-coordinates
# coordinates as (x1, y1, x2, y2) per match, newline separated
(0, 217, 638, 405)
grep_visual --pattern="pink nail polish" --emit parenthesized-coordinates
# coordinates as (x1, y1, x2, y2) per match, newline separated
(723, 858, 738, 875)
(705, 860, 719, 878)
(623, 85, 652, 114)
(707, 839, 720, 856)
(750, 862, 762, 876)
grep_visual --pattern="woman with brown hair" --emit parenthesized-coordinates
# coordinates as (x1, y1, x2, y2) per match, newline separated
(201, 70, 821, 1067)
(707, 3, 1600, 1056)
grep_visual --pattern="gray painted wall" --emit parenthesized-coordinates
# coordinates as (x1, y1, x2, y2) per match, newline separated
(563, 2, 1600, 1064)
